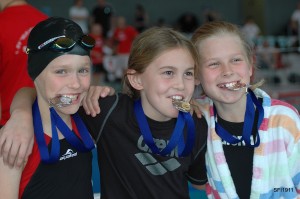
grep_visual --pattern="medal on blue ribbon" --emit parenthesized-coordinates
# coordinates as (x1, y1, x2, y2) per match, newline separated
(133, 99, 195, 157)
(214, 89, 264, 147)
(33, 99, 94, 163)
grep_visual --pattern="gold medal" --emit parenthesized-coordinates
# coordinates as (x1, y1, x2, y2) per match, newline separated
(172, 99, 191, 112)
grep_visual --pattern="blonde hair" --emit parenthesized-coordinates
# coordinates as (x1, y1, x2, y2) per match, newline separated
(124, 26, 200, 99)
(191, 21, 264, 90)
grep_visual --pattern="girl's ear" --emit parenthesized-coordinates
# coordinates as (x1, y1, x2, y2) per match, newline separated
(127, 69, 143, 90)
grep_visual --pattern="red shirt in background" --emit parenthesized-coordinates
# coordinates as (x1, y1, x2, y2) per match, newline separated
(0, 5, 47, 126)
(89, 33, 104, 66)
(112, 26, 138, 54)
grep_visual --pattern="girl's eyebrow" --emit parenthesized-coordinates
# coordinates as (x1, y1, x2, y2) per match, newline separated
(185, 66, 195, 70)
(159, 66, 194, 70)
(202, 58, 217, 64)
(159, 65, 174, 69)
(51, 62, 90, 69)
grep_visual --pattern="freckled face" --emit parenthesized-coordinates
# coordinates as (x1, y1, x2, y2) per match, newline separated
(138, 47, 195, 121)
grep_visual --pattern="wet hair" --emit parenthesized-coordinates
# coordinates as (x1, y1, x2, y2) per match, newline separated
(191, 21, 264, 89)
(123, 26, 200, 99)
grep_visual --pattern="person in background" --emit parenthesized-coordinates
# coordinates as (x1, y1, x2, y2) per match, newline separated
(0, 17, 97, 199)
(0, 27, 208, 199)
(69, 0, 89, 34)
(156, 17, 168, 27)
(241, 16, 261, 44)
(191, 20, 300, 198)
(291, 1, 300, 37)
(89, 22, 106, 85)
(110, 16, 138, 82)
(176, 12, 199, 38)
(0, 0, 47, 128)
(91, 0, 114, 39)
(134, 4, 148, 33)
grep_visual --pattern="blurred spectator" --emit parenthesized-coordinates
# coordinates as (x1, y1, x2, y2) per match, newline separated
(106, 15, 117, 39)
(89, 23, 106, 84)
(0, 0, 47, 127)
(69, 0, 89, 34)
(256, 40, 285, 84)
(203, 8, 220, 22)
(91, 0, 114, 39)
(256, 40, 278, 70)
(156, 17, 167, 27)
(241, 16, 261, 44)
(112, 16, 138, 57)
(291, 1, 300, 36)
(134, 4, 148, 33)
(176, 12, 198, 37)
(105, 16, 138, 82)
(286, 19, 298, 36)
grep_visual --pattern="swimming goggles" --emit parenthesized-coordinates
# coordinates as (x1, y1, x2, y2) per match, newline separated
(26, 35, 95, 54)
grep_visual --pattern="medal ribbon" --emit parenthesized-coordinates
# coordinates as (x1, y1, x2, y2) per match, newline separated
(133, 99, 195, 157)
(214, 89, 264, 147)
(33, 99, 94, 163)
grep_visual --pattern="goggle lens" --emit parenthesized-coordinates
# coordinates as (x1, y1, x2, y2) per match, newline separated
(81, 35, 95, 48)
(52, 38, 76, 50)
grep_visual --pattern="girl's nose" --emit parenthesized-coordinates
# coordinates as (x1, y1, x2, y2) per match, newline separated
(174, 75, 185, 90)
(222, 63, 234, 77)
(68, 74, 81, 89)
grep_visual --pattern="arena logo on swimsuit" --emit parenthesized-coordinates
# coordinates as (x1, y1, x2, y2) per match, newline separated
(137, 135, 180, 157)
(59, 149, 78, 161)
(135, 135, 181, 175)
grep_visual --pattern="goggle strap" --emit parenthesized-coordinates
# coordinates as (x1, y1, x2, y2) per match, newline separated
(38, 35, 66, 49)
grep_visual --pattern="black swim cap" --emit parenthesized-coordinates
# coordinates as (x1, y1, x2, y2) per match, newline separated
(27, 17, 92, 80)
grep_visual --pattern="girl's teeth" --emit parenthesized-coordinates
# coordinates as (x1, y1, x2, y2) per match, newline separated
(62, 95, 77, 100)
(172, 96, 183, 100)
(49, 95, 77, 107)
(60, 96, 73, 104)
(224, 82, 247, 91)
(225, 82, 236, 88)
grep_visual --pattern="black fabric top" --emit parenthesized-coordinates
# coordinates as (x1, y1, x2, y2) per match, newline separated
(218, 107, 259, 199)
(79, 93, 208, 199)
(22, 138, 93, 199)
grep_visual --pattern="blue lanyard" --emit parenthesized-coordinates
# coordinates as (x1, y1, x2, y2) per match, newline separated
(133, 99, 195, 157)
(214, 89, 264, 147)
(33, 99, 94, 163)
